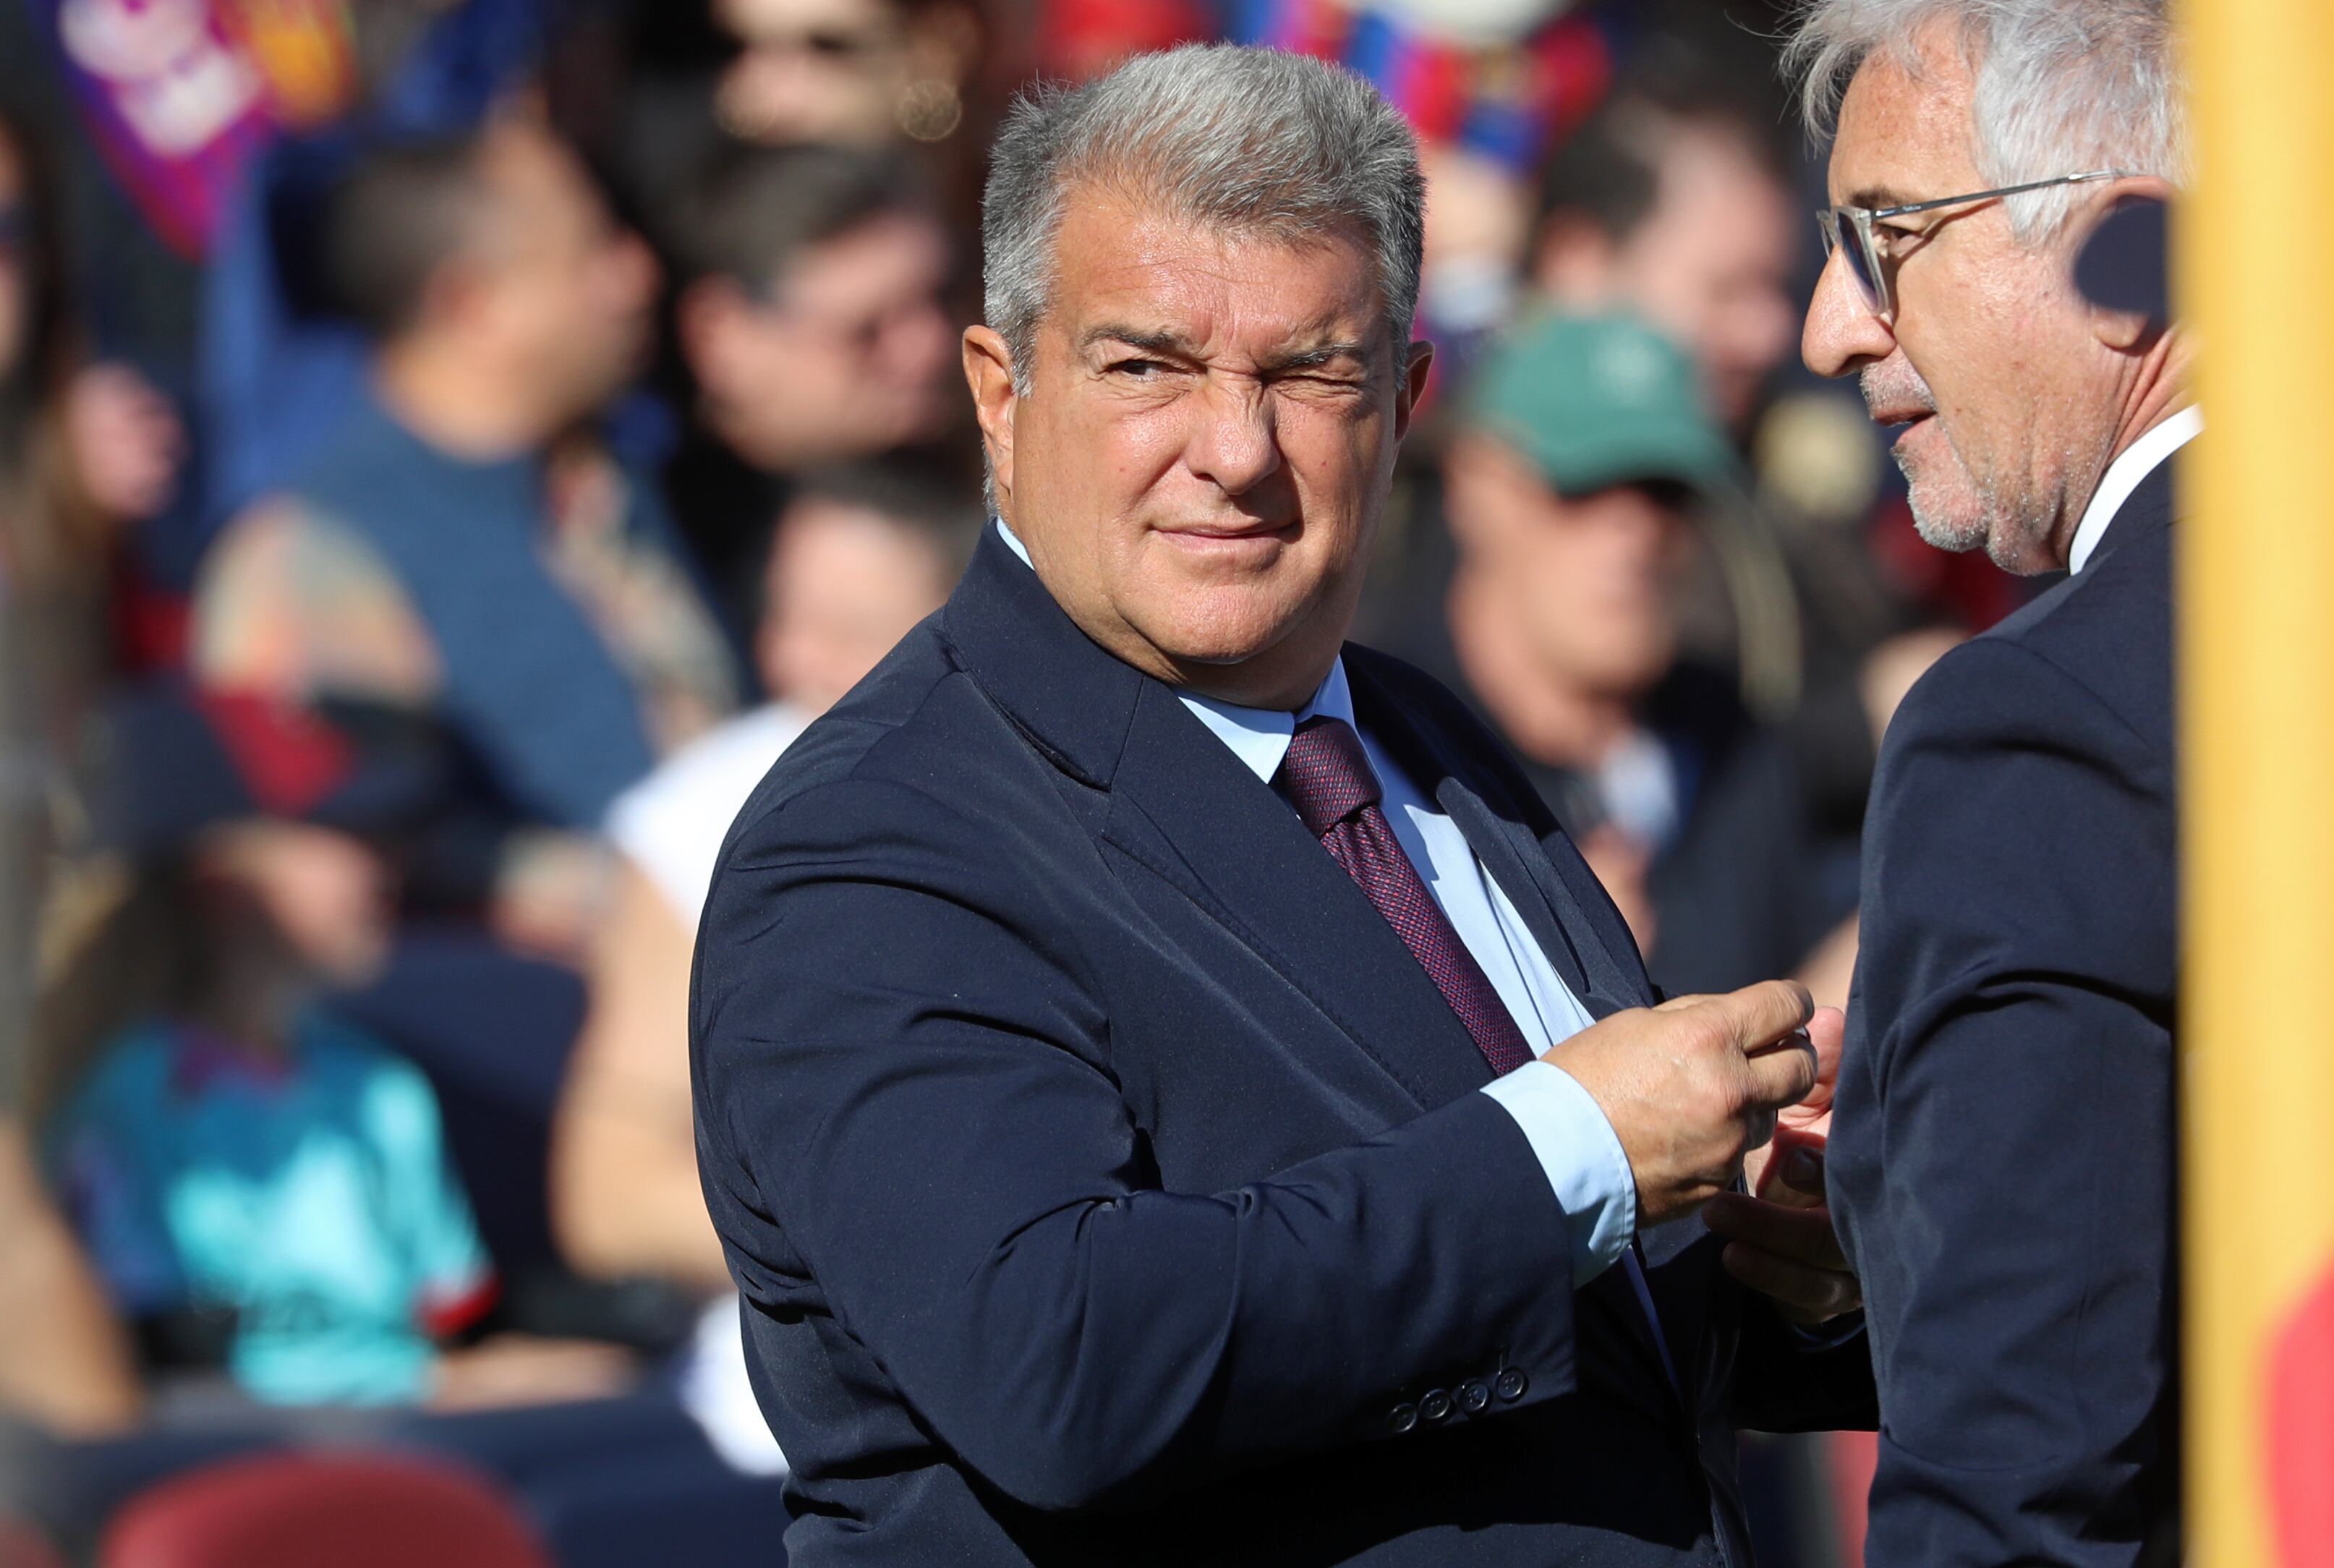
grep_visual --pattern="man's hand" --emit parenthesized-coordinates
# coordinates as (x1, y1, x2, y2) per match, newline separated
(1542, 981, 1820, 1229)
(1707, 1005, 1861, 1324)
(1706, 1183, 1861, 1326)
(1742, 1005, 1842, 1198)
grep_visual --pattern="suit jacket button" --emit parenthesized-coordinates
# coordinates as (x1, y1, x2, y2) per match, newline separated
(1493, 1368, 1528, 1403)
(1419, 1389, 1454, 1423)
(1457, 1380, 1490, 1415)
(1388, 1402, 1418, 1434)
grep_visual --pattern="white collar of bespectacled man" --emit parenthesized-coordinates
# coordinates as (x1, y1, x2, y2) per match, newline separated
(2066, 405, 2202, 576)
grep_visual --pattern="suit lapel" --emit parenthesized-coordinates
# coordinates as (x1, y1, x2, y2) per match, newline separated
(1101, 680, 1496, 1113)
(1347, 659, 1656, 1019)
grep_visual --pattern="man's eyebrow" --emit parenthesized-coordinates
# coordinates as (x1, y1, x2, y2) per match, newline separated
(1078, 326, 1371, 371)
(1261, 341, 1371, 373)
(1847, 184, 1915, 210)
(1082, 325, 1195, 357)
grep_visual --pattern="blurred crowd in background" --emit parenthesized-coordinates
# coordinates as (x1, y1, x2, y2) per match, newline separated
(0, 0, 2024, 1561)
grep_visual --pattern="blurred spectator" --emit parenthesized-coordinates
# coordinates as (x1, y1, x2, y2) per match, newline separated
(599, 0, 988, 257)
(1528, 52, 1797, 433)
(190, 119, 738, 955)
(1433, 309, 1880, 994)
(0, 0, 542, 585)
(553, 464, 977, 1469)
(0, 106, 188, 671)
(31, 683, 630, 1410)
(0, 106, 156, 1453)
(711, 0, 983, 148)
(662, 142, 958, 635)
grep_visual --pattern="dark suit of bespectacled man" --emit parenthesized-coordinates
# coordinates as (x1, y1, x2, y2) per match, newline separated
(690, 45, 1875, 1568)
(1794, 6, 2196, 1562)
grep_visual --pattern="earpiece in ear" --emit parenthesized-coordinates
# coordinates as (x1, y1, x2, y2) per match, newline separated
(2075, 195, 2170, 328)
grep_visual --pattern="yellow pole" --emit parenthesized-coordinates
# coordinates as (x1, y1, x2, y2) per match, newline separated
(2182, 1, 2334, 1562)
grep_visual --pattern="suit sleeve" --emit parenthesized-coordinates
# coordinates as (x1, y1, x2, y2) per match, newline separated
(1727, 1292, 1878, 1433)
(1844, 639, 2177, 1566)
(691, 776, 1581, 1514)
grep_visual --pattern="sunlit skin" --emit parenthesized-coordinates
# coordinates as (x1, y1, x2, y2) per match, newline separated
(963, 193, 1433, 710)
(1800, 22, 2185, 574)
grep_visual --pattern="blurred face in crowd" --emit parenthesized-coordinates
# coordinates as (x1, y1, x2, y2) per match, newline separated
(449, 124, 658, 427)
(683, 211, 955, 470)
(757, 495, 955, 712)
(1538, 127, 1798, 430)
(1444, 435, 1691, 702)
(1802, 25, 2135, 573)
(197, 821, 396, 987)
(964, 192, 1433, 709)
(713, 0, 971, 146)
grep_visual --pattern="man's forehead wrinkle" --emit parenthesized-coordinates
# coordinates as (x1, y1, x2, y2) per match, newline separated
(1060, 252, 1379, 365)
(1831, 41, 1981, 207)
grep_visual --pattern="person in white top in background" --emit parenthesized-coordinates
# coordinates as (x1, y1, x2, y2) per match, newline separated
(550, 464, 980, 1472)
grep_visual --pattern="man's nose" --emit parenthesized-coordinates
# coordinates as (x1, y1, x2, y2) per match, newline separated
(1185, 382, 1284, 495)
(1802, 247, 1896, 379)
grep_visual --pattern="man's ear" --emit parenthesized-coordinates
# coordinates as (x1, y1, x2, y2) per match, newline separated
(963, 324, 1018, 508)
(2091, 304, 2155, 353)
(1392, 339, 1435, 440)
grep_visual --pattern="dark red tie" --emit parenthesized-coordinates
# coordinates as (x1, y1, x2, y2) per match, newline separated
(1278, 716, 1534, 1076)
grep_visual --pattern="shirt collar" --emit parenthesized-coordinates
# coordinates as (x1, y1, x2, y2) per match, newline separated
(2069, 406, 2202, 574)
(993, 519, 1348, 783)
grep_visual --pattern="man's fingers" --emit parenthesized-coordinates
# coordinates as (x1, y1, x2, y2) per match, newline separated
(1724, 979, 1815, 1053)
(1720, 1242, 1862, 1323)
(1703, 1192, 1849, 1270)
(1740, 1034, 1819, 1110)
(1805, 1007, 1844, 1104)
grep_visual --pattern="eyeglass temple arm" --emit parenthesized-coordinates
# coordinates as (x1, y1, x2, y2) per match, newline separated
(1870, 169, 2134, 221)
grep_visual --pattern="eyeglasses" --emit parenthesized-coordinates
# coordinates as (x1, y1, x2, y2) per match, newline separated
(1817, 169, 2130, 319)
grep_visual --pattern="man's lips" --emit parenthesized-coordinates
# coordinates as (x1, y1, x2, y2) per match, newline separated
(1873, 409, 1935, 446)
(1156, 521, 1298, 543)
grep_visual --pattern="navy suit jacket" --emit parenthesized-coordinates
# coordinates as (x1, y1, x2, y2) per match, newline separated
(691, 529, 1875, 1567)
(1833, 463, 2181, 1565)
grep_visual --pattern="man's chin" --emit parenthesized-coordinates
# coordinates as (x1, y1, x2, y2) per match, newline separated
(1908, 499, 1989, 558)
(1909, 498, 2058, 576)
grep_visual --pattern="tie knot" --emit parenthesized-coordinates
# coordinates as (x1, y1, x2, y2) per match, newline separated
(1278, 715, 1382, 836)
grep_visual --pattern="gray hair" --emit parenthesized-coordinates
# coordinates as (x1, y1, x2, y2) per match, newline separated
(981, 44, 1425, 394)
(1783, 0, 2187, 242)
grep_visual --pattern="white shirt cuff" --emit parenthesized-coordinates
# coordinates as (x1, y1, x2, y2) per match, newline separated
(1479, 1061, 1637, 1285)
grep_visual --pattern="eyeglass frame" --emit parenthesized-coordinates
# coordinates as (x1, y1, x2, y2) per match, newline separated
(1816, 169, 2133, 320)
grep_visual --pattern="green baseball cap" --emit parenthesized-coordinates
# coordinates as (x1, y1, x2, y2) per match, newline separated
(1463, 310, 1739, 500)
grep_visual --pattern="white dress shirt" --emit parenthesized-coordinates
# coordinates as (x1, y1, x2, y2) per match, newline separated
(2069, 406, 2202, 575)
(993, 521, 1637, 1286)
